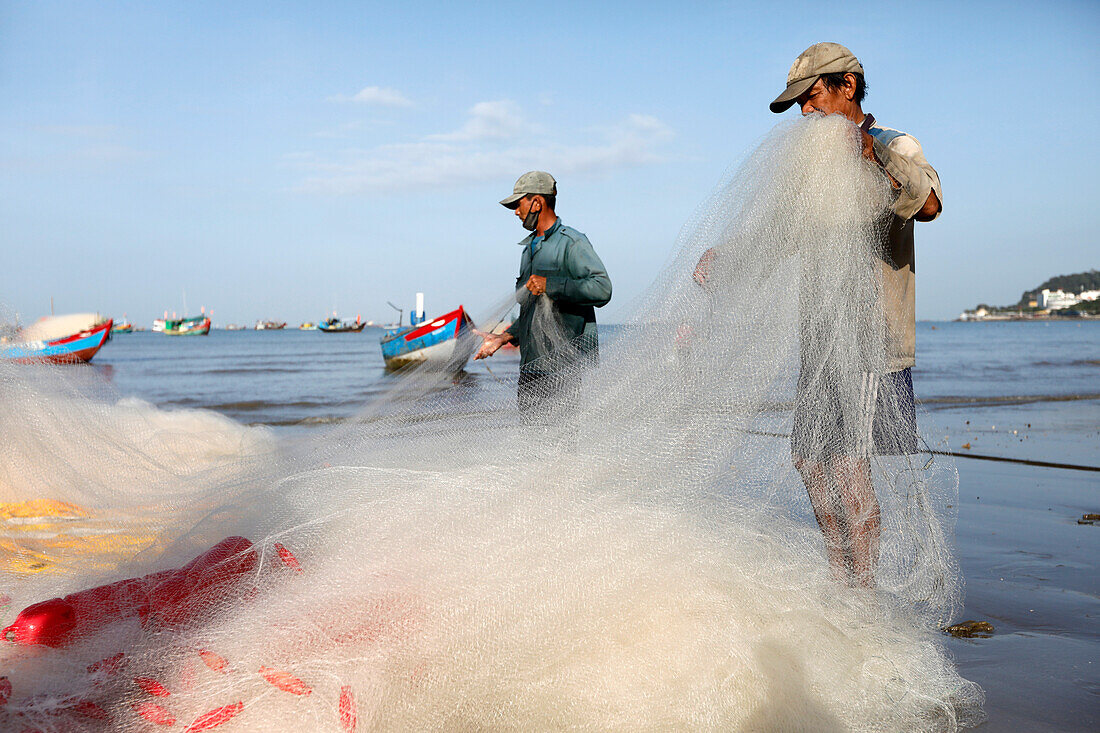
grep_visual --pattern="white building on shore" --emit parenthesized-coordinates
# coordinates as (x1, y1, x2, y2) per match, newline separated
(1040, 288, 1081, 310)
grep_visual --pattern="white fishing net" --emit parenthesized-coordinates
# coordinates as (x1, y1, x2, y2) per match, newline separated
(0, 115, 983, 731)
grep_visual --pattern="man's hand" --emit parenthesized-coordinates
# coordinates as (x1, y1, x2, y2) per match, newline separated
(693, 248, 717, 286)
(860, 129, 877, 164)
(524, 275, 547, 296)
(861, 130, 901, 189)
(475, 331, 511, 360)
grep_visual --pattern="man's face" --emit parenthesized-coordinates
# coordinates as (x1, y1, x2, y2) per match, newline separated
(796, 77, 849, 117)
(514, 195, 541, 221)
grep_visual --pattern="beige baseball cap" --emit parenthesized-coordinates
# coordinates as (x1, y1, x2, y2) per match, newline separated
(500, 170, 557, 208)
(770, 42, 865, 113)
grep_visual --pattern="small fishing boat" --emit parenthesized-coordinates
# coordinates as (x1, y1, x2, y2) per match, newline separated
(255, 320, 287, 330)
(317, 316, 366, 333)
(153, 315, 211, 336)
(380, 305, 477, 371)
(1, 314, 114, 363)
(298, 322, 316, 330)
(111, 317, 134, 334)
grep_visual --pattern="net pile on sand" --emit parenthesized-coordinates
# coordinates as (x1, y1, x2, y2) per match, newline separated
(0, 115, 982, 731)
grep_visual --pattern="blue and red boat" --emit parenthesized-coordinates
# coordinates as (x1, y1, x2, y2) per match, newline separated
(379, 305, 477, 371)
(1, 314, 113, 364)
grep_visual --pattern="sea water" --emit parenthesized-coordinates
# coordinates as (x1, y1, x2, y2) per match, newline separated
(66, 320, 1100, 431)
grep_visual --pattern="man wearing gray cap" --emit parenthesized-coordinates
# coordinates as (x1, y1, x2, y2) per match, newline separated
(476, 171, 612, 421)
(771, 42, 942, 588)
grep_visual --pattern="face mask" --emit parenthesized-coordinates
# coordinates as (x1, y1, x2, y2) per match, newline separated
(522, 200, 541, 231)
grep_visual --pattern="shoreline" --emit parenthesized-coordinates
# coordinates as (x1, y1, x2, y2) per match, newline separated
(952, 314, 1100, 323)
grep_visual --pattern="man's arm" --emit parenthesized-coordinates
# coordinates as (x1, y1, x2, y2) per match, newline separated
(914, 189, 941, 222)
(544, 235, 612, 307)
(861, 130, 942, 222)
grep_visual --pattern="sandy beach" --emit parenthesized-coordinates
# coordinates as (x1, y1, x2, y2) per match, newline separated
(936, 398, 1099, 731)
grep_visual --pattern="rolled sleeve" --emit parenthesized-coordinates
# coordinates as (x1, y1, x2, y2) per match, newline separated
(873, 134, 942, 221)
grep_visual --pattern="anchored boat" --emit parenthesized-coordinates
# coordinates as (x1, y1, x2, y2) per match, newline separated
(318, 316, 366, 333)
(380, 305, 477, 371)
(1, 313, 113, 363)
(153, 315, 211, 336)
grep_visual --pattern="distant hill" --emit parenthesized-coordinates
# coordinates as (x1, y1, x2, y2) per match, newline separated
(1018, 269, 1100, 305)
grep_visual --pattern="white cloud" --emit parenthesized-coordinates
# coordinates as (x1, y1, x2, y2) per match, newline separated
(293, 104, 673, 195)
(427, 101, 526, 142)
(329, 86, 413, 107)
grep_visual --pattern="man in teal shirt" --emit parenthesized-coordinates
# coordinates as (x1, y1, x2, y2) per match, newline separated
(476, 171, 612, 421)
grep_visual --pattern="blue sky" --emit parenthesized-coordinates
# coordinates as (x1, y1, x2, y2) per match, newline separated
(1, 0, 1096, 325)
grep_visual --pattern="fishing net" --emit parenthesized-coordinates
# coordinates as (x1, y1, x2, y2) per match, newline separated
(0, 115, 983, 731)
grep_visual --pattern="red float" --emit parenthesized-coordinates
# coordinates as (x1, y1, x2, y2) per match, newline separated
(185, 701, 243, 731)
(133, 701, 176, 726)
(1, 537, 258, 648)
(339, 685, 358, 732)
(259, 666, 312, 696)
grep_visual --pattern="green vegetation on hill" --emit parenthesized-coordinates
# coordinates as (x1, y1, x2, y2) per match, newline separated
(1018, 269, 1100, 305)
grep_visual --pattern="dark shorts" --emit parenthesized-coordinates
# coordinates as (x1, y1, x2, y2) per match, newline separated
(791, 367, 917, 461)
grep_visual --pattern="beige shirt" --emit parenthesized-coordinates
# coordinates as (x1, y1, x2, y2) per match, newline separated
(869, 123, 942, 372)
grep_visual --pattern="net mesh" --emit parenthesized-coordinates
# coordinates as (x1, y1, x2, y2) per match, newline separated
(0, 115, 983, 731)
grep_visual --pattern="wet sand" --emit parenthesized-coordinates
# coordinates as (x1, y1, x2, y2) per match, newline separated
(939, 400, 1099, 731)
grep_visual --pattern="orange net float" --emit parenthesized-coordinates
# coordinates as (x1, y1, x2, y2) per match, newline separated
(198, 648, 230, 673)
(258, 666, 312, 696)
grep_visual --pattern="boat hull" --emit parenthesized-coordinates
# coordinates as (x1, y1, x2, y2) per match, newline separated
(2, 320, 113, 364)
(380, 306, 476, 371)
(318, 322, 366, 333)
(155, 317, 211, 336)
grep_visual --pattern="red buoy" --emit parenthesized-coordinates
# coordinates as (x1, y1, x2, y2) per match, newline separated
(1, 537, 257, 648)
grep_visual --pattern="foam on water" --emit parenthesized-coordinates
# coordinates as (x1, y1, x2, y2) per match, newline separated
(0, 116, 983, 731)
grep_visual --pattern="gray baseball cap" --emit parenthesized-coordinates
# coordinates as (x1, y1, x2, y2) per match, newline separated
(500, 170, 557, 209)
(770, 42, 865, 113)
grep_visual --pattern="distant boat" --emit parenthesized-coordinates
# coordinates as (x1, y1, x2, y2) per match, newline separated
(380, 305, 477, 371)
(224, 323, 246, 331)
(112, 317, 134, 334)
(298, 322, 317, 330)
(153, 315, 211, 336)
(1, 314, 113, 363)
(317, 316, 366, 333)
(255, 320, 287, 330)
